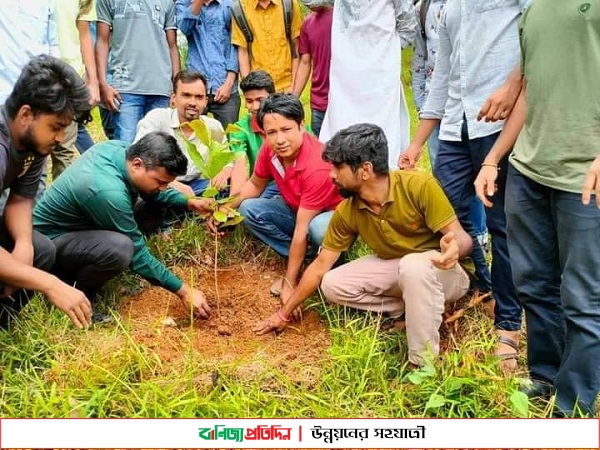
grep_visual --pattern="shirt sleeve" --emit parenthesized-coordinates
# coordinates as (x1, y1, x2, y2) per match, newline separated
(165, 1, 177, 30)
(419, 177, 456, 233)
(299, 168, 338, 211)
(420, 8, 450, 120)
(298, 17, 310, 55)
(321, 206, 357, 253)
(231, 13, 247, 48)
(253, 144, 273, 179)
(411, 2, 427, 112)
(175, 0, 197, 37)
(83, 189, 183, 292)
(78, 0, 97, 21)
(392, 0, 417, 48)
(10, 157, 46, 199)
(47, 2, 60, 58)
(291, 0, 302, 40)
(96, 0, 113, 25)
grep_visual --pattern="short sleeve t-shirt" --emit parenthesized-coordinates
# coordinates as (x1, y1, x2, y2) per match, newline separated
(323, 170, 456, 259)
(96, 0, 176, 96)
(55, 0, 97, 76)
(253, 133, 341, 212)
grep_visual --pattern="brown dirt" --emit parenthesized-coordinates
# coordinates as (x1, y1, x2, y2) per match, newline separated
(118, 261, 331, 382)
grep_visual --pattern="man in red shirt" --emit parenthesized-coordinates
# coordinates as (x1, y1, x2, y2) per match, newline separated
(291, 0, 333, 137)
(230, 93, 342, 300)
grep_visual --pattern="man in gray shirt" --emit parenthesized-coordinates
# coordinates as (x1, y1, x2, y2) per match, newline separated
(96, 0, 181, 143)
(0, 55, 92, 329)
(400, 0, 529, 373)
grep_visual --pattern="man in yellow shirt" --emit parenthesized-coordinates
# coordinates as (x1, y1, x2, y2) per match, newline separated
(253, 123, 473, 367)
(231, 0, 302, 92)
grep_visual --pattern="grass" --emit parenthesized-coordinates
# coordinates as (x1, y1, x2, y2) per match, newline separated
(0, 50, 585, 419)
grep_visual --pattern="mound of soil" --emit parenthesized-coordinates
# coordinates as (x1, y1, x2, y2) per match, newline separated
(119, 262, 331, 382)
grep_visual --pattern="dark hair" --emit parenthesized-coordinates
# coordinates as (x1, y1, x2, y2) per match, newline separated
(257, 93, 304, 129)
(240, 70, 275, 95)
(172, 69, 208, 94)
(126, 131, 188, 177)
(5, 54, 92, 124)
(323, 123, 389, 175)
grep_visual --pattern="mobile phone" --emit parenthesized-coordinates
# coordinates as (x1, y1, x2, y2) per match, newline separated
(113, 98, 121, 110)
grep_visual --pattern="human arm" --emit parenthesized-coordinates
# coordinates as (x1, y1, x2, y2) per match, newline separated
(398, 118, 440, 169)
(96, 21, 121, 112)
(229, 174, 269, 208)
(477, 64, 523, 123)
(78, 20, 100, 105)
(0, 247, 92, 328)
(176, 0, 202, 36)
(3, 194, 35, 271)
(474, 82, 527, 207)
(430, 219, 473, 270)
(175, 282, 211, 318)
(292, 53, 311, 98)
(166, 29, 181, 80)
(237, 46, 251, 79)
(252, 247, 340, 335)
(290, 38, 300, 92)
(229, 154, 249, 196)
(214, 71, 237, 104)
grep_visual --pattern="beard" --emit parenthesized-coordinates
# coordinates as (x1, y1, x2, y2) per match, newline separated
(334, 182, 356, 199)
(21, 125, 57, 157)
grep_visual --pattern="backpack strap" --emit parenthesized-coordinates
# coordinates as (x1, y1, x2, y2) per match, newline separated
(282, 0, 298, 58)
(231, 0, 254, 61)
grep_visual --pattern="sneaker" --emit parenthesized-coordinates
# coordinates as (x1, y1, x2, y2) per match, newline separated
(520, 378, 554, 399)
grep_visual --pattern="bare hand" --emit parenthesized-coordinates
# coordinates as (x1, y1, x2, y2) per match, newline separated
(213, 85, 231, 104)
(477, 81, 521, 123)
(252, 310, 287, 335)
(582, 155, 600, 207)
(474, 165, 499, 208)
(211, 168, 232, 190)
(87, 79, 101, 106)
(179, 287, 211, 319)
(398, 144, 423, 170)
(45, 281, 92, 328)
(188, 198, 214, 215)
(100, 84, 122, 113)
(170, 180, 195, 198)
(430, 232, 459, 270)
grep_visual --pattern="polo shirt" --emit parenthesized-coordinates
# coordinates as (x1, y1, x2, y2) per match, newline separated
(231, 0, 302, 92)
(323, 170, 456, 260)
(0, 108, 46, 200)
(33, 141, 188, 293)
(134, 108, 225, 182)
(253, 133, 341, 211)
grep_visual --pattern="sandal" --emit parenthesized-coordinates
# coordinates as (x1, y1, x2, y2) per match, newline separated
(495, 334, 520, 373)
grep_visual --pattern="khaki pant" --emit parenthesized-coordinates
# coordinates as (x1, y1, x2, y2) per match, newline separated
(51, 121, 77, 180)
(320, 251, 470, 366)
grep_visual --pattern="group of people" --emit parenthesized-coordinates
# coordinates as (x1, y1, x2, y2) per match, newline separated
(0, 0, 598, 418)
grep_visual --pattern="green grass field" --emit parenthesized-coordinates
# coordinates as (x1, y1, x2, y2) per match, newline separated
(0, 50, 584, 420)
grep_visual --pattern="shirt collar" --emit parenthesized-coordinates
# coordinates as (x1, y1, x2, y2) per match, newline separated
(250, 115, 265, 135)
(255, 0, 278, 8)
(287, 133, 312, 173)
(168, 108, 182, 129)
(357, 173, 395, 210)
(114, 143, 138, 195)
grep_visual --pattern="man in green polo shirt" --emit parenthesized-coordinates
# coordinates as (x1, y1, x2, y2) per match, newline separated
(253, 123, 473, 367)
(33, 132, 212, 321)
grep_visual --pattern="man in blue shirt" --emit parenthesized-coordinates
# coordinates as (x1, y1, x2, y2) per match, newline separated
(176, 0, 240, 129)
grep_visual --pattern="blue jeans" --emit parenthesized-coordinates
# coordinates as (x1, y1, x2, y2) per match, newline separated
(429, 124, 487, 241)
(75, 123, 95, 153)
(205, 92, 241, 129)
(239, 196, 333, 257)
(261, 181, 280, 199)
(434, 122, 520, 331)
(114, 94, 170, 143)
(505, 165, 600, 416)
(311, 108, 326, 138)
(99, 105, 116, 140)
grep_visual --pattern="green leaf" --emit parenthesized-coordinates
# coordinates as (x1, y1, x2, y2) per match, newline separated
(201, 186, 219, 198)
(220, 216, 244, 228)
(188, 119, 212, 146)
(213, 210, 228, 222)
(207, 151, 236, 179)
(510, 390, 529, 418)
(224, 123, 243, 134)
(425, 394, 447, 410)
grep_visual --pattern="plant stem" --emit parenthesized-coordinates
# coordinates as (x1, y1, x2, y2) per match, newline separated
(214, 234, 220, 317)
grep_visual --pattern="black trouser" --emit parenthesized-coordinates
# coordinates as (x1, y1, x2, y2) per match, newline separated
(52, 230, 134, 301)
(0, 226, 56, 329)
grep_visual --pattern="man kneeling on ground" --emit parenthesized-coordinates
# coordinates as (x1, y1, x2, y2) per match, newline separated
(33, 132, 212, 321)
(253, 123, 473, 367)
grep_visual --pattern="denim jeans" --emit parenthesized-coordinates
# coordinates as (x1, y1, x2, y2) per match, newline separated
(205, 92, 241, 129)
(311, 109, 326, 138)
(429, 123, 487, 241)
(114, 94, 170, 143)
(505, 165, 600, 416)
(434, 121, 520, 331)
(99, 105, 116, 140)
(75, 123, 95, 154)
(238, 196, 333, 257)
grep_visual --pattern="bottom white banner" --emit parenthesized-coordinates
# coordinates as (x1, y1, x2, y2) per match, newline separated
(1, 418, 598, 448)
